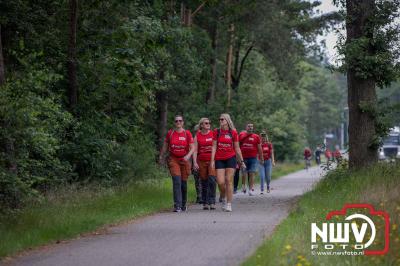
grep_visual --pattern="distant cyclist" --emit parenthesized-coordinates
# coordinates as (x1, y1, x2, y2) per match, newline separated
(239, 123, 263, 196)
(325, 148, 332, 169)
(333, 146, 342, 164)
(304, 147, 312, 170)
(211, 114, 246, 212)
(314, 145, 322, 165)
(193, 118, 217, 210)
(159, 115, 194, 212)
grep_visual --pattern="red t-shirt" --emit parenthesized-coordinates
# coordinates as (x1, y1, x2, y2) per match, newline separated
(325, 150, 332, 158)
(196, 130, 214, 161)
(261, 142, 273, 160)
(165, 129, 193, 158)
(239, 132, 260, 159)
(213, 128, 239, 160)
(334, 150, 341, 158)
(304, 149, 312, 158)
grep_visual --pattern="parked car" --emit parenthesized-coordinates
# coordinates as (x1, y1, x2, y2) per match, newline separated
(378, 127, 400, 160)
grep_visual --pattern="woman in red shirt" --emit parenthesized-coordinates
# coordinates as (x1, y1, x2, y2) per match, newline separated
(211, 113, 245, 212)
(259, 131, 275, 193)
(159, 115, 194, 212)
(193, 118, 216, 210)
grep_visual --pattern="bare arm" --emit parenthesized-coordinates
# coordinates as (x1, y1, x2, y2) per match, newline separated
(271, 147, 276, 166)
(210, 140, 217, 168)
(257, 143, 264, 163)
(191, 137, 199, 170)
(159, 140, 168, 164)
(234, 141, 246, 168)
(184, 143, 195, 161)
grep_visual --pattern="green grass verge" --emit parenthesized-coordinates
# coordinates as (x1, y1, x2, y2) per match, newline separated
(244, 163, 400, 266)
(0, 162, 304, 260)
(272, 162, 306, 180)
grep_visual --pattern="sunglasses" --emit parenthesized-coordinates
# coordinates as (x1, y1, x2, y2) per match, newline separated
(219, 118, 225, 121)
(175, 119, 183, 123)
(203, 121, 210, 125)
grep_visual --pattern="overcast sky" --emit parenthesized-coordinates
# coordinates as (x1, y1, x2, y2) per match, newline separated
(315, 0, 341, 64)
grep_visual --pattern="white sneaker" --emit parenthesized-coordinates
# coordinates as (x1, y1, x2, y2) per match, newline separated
(242, 186, 246, 193)
(249, 190, 254, 196)
(222, 203, 226, 211)
(225, 203, 232, 212)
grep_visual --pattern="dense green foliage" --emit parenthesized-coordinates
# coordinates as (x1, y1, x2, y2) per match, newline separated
(0, 0, 347, 210)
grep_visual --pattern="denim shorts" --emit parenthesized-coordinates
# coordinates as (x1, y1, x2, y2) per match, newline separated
(242, 157, 258, 173)
(215, 156, 237, 169)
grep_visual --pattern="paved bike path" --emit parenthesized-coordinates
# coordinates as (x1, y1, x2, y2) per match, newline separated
(10, 167, 324, 266)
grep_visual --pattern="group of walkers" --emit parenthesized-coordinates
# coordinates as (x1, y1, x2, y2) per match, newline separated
(158, 113, 275, 213)
(303, 144, 342, 169)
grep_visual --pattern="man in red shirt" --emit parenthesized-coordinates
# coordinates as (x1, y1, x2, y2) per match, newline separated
(239, 123, 263, 196)
(304, 147, 312, 169)
(333, 146, 342, 163)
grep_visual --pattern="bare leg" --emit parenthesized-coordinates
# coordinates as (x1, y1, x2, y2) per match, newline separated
(248, 172, 255, 191)
(225, 168, 235, 203)
(216, 169, 226, 200)
(241, 171, 247, 191)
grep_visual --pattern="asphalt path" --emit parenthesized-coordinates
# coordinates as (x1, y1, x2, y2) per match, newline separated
(9, 166, 324, 266)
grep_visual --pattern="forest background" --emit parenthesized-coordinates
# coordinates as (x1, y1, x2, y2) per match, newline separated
(1, 0, 399, 210)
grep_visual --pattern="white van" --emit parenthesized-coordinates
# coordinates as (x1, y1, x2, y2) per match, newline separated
(378, 127, 400, 160)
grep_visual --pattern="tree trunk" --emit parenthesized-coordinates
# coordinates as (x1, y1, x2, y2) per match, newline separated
(232, 43, 253, 92)
(206, 21, 218, 104)
(226, 23, 234, 108)
(346, 0, 377, 168)
(157, 91, 168, 149)
(0, 25, 5, 85)
(68, 0, 78, 111)
(0, 25, 17, 173)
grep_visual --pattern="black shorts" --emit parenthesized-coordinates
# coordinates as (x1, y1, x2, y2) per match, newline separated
(215, 156, 237, 169)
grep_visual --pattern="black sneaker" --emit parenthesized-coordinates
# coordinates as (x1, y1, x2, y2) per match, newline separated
(203, 204, 209, 210)
(173, 207, 182, 212)
(209, 204, 216, 210)
(181, 206, 187, 211)
(267, 187, 270, 193)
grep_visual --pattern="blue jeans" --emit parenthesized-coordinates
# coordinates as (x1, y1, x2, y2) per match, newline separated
(259, 159, 272, 191)
(242, 157, 258, 173)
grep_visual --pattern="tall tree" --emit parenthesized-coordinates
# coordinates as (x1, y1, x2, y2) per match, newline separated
(341, 0, 400, 168)
(346, 0, 377, 168)
(68, 0, 78, 111)
(0, 25, 4, 85)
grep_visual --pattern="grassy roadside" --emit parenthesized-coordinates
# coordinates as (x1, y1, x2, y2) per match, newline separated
(244, 163, 400, 266)
(0, 178, 196, 259)
(272, 162, 306, 180)
(0, 162, 303, 260)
